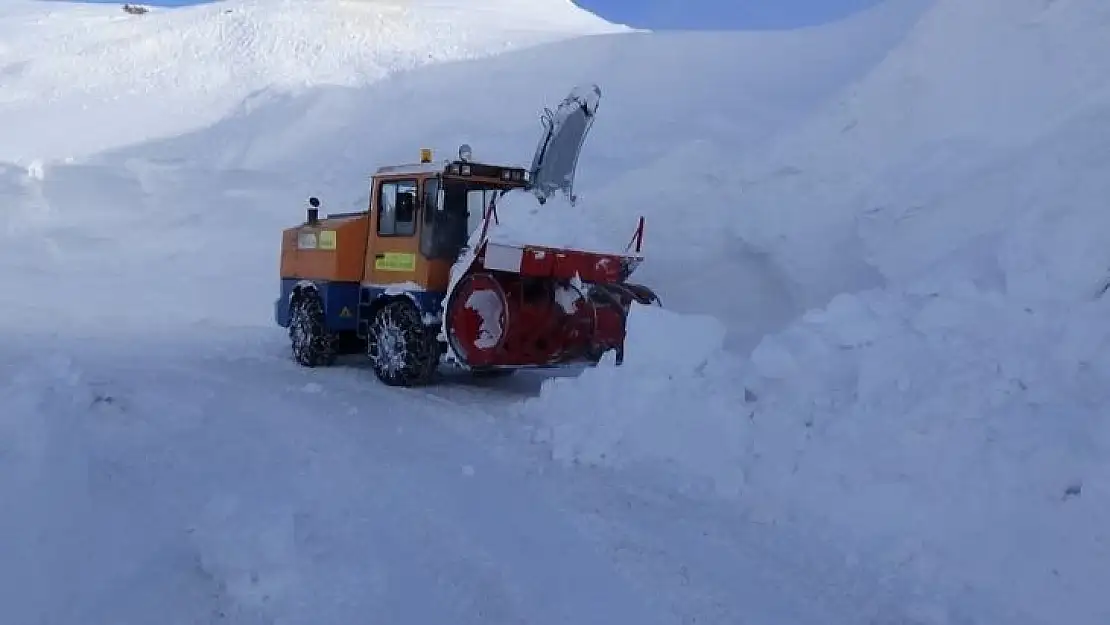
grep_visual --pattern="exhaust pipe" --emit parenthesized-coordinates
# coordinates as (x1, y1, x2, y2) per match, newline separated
(307, 196, 320, 225)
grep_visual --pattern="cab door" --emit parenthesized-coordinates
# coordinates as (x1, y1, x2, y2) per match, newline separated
(364, 176, 424, 287)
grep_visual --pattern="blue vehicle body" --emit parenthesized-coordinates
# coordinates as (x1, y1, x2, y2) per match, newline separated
(274, 279, 444, 337)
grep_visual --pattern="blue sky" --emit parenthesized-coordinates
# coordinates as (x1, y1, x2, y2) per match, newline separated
(574, 0, 885, 30)
(67, 0, 884, 31)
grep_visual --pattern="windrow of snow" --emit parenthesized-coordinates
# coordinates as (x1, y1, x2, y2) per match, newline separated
(519, 0, 1110, 622)
(0, 0, 625, 162)
(728, 0, 1110, 309)
(522, 282, 1110, 625)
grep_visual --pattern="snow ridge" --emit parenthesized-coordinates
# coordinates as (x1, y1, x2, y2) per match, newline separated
(0, 0, 624, 161)
(523, 1, 1110, 623)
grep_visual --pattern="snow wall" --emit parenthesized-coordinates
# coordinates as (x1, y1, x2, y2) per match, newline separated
(516, 1, 1110, 623)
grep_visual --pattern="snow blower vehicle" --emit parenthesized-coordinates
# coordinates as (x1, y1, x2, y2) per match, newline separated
(274, 84, 660, 386)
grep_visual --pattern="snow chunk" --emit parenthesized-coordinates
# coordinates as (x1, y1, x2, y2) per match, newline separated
(379, 281, 424, 295)
(621, 303, 726, 371)
(488, 190, 629, 255)
(465, 288, 504, 349)
(553, 281, 583, 314)
(520, 304, 742, 495)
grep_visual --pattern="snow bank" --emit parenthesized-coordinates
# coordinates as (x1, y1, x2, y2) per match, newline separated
(744, 286, 1110, 624)
(521, 302, 738, 493)
(515, 1, 1110, 621)
(522, 304, 737, 490)
(724, 0, 1110, 310)
(0, 0, 623, 161)
(524, 283, 1110, 623)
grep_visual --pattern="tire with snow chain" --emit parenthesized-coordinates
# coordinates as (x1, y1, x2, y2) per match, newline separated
(367, 299, 440, 387)
(289, 293, 337, 367)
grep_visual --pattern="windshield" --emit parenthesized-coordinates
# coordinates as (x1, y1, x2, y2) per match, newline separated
(420, 177, 505, 261)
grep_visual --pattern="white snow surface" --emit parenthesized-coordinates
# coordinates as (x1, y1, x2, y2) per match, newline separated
(3, 0, 1110, 623)
(464, 289, 504, 349)
(0, 0, 624, 162)
(486, 189, 634, 255)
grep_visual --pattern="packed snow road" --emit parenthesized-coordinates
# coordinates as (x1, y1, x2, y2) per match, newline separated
(3, 328, 920, 624)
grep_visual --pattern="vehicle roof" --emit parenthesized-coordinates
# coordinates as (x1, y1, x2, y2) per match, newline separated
(374, 161, 448, 176)
(374, 159, 526, 177)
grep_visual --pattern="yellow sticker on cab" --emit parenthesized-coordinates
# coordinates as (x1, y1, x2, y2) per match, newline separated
(374, 252, 416, 272)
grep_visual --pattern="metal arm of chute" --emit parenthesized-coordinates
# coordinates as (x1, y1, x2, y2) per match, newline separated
(625, 216, 645, 254)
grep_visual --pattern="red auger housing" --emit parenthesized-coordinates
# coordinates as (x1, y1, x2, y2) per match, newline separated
(443, 207, 656, 371)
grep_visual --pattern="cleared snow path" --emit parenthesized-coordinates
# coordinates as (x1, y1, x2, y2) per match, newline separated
(1, 329, 933, 625)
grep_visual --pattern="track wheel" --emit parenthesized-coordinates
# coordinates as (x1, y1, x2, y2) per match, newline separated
(367, 300, 439, 387)
(289, 293, 337, 367)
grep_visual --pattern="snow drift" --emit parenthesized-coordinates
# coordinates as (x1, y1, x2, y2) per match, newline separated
(0, 0, 624, 162)
(519, 1, 1110, 623)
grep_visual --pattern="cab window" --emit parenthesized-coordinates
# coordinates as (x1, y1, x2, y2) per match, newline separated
(420, 179, 499, 261)
(466, 188, 492, 236)
(421, 177, 462, 260)
(377, 179, 417, 236)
